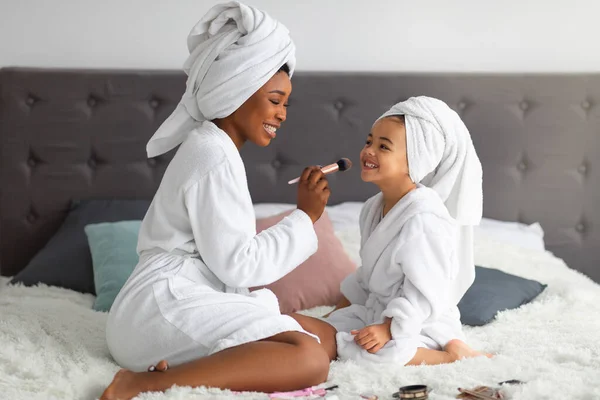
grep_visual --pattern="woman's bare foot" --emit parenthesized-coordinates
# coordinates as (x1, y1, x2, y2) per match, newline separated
(445, 339, 493, 361)
(100, 369, 155, 400)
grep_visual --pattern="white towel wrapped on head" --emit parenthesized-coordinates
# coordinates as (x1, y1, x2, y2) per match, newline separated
(376, 96, 483, 304)
(376, 96, 482, 225)
(146, 1, 296, 157)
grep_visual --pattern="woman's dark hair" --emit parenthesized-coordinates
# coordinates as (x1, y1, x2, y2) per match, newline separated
(278, 63, 290, 75)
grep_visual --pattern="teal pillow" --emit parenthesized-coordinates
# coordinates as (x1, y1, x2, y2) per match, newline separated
(84, 220, 142, 312)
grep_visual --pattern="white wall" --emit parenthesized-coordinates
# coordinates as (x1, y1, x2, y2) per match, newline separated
(1, 0, 600, 72)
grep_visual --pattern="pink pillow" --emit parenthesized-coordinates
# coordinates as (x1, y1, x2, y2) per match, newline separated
(251, 210, 357, 314)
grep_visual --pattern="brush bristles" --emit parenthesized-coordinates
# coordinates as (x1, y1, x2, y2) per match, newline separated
(337, 158, 352, 171)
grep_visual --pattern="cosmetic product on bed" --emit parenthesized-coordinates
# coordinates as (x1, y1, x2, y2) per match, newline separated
(498, 380, 524, 386)
(269, 384, 338, 398)
(287, 158, 352, 184)
(456, 386, 503, 399)
(456, 380, 524, 399)
(392, 384, 431, 399)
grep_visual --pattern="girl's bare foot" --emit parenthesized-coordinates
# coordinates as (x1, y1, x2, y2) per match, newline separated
(100, 369, 154, 400)
(445, 339, 493, 361)
(148, 360, 169, 372)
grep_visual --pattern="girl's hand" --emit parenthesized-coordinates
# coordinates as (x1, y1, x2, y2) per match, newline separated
(351, 320, 392, 354)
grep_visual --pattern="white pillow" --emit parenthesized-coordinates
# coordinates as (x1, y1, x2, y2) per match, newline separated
(253, 202, 364, 232)
(326, 202, 364, 231)
(253, 202, 546, 252)
(475, 218, 545, 252)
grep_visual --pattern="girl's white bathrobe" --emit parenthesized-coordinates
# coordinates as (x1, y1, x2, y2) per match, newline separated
(106, 122, 319, 371)
(327, 186, 465, 365)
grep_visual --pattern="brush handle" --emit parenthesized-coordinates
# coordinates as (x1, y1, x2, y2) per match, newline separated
(287, 163, 338, 185)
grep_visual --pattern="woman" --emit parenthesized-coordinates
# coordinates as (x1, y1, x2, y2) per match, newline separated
(101, 3, 332, 399)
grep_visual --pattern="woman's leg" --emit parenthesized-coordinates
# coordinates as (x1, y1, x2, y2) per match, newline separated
(406, 339, 492, 366)
(100, 331, 329, 400)
(288, 313, 338, 361)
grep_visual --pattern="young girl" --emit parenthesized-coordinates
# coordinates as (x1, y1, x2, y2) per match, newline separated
(101, 3, 331, 399)
(325, 96, 491, 365)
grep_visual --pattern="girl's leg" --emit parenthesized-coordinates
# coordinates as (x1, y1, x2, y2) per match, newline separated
(288, 313, 338, 361)
(407, 339, 492, 366)
(100, 331, 329, 400)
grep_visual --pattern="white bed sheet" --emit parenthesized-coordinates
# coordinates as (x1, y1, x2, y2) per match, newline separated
(1, 228, 598, 400)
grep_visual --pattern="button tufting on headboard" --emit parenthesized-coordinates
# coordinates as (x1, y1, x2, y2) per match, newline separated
(575, 221, 587, 234)
(581, 100, 591, 110)
(149, 98, 160, 109)
(26, 209, 37, 224)
(456, 100, 470, 115)
(519, 100, 530, 111)
(87, 96, 98, 108)
(26, 95, 39, 107)
(27, 150, 40, 170)
(88, 157, 97, 169)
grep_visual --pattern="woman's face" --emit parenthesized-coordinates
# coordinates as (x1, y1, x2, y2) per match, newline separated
(228, 71, 292, 148)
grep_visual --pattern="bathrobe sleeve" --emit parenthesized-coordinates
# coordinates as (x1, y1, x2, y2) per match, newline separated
(340, 271, 369, 306)
(184, 161, 318, 289)
(381, 215, 457, 342)
(339, 196, 375, 305)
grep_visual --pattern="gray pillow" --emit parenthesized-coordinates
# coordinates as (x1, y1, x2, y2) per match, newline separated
(458, 266, 547, 326)
(10, 199, 151, 294)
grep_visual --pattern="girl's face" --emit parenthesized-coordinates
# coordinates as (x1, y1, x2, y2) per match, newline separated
(360, 116, 411, 186)
(226, 71, 291, 149)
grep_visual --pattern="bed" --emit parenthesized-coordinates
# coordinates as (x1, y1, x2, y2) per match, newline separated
(1, 68, 599, 399)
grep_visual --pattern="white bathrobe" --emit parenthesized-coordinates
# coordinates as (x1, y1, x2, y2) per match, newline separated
(106, 122, 319, 371)
(328, 187, 464, 364)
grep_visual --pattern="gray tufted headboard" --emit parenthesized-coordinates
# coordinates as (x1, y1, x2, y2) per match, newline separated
(1, 68, 598, 282)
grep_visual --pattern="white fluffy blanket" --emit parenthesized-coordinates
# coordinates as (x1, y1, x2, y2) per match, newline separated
(1, 231, 599, 400)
